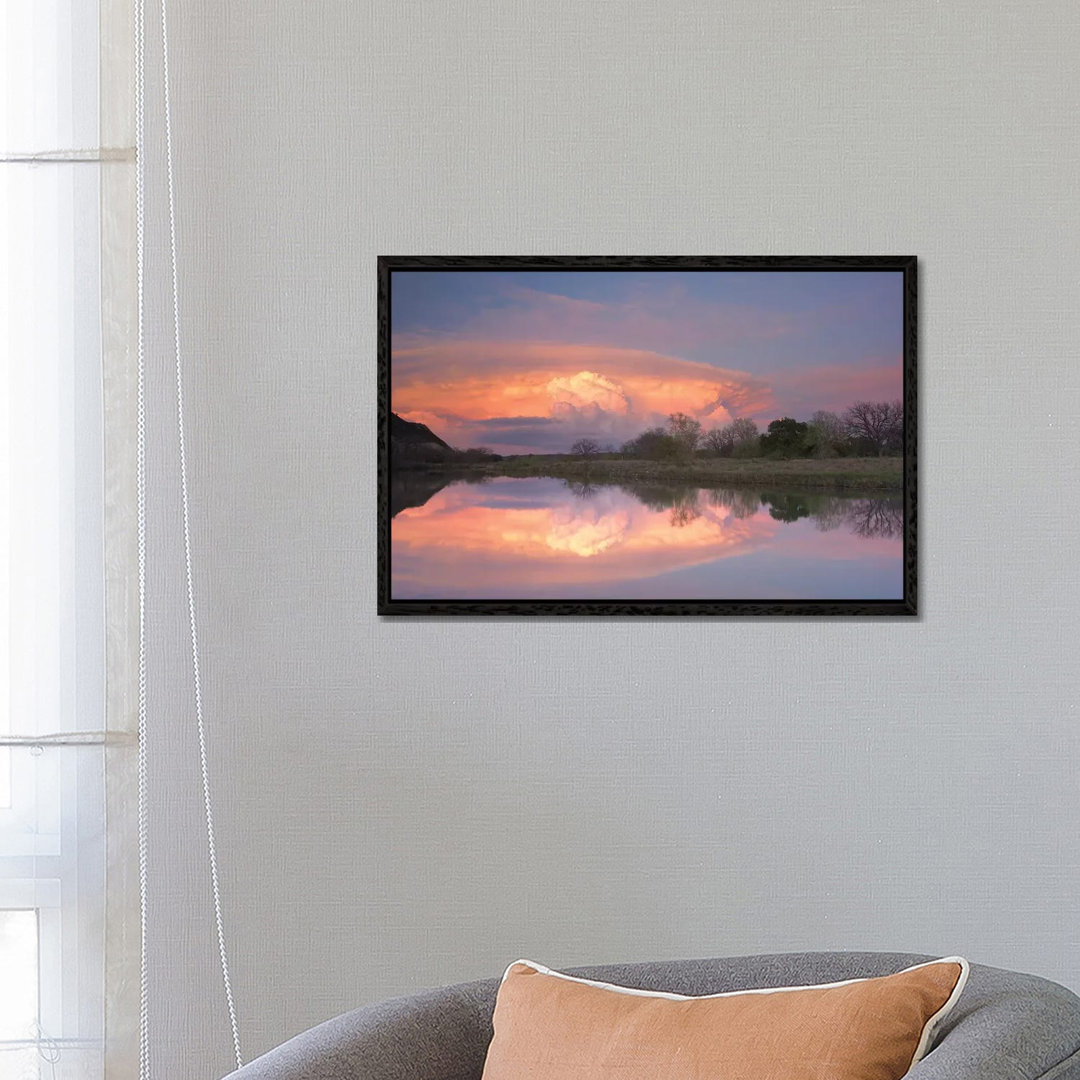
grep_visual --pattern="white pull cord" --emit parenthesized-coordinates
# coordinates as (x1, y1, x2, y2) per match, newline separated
(135, 0, 244, 1071)
(134, 0, 151, 1074)
(159, 0, 244, 1064)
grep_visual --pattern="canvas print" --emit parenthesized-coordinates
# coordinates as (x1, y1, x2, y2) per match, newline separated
(378, 257, 915, 616)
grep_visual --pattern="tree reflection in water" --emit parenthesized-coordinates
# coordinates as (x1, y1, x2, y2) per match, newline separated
(395, 471, 902, 542)
(566, 480, 600, 501)
(390, 474, 904, 600)
(706, 488, 761, 520)
(841, 498, 903, 539)
(606, 481, 902, 540)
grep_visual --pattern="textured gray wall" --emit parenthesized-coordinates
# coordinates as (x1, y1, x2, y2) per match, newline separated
(139, 2, 1080, 1077)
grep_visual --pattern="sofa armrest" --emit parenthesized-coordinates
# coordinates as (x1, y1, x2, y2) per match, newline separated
(221, 980, 496, 1080)
(909, 967, 1080, 1080)
(221, 959, 1080, 1080)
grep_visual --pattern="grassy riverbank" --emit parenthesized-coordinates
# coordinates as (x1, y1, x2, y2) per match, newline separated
(440, 455, 903, 492)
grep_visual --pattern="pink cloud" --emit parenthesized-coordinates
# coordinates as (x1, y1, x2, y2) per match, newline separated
(391, 339, 777, 453)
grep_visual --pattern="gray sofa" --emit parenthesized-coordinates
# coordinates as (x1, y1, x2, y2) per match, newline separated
(223, 952, 1080, 1079)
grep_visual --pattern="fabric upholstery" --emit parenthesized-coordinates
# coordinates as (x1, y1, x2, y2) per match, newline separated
(222, 952, 1080, 1080)
(481, 957, 967, 1080)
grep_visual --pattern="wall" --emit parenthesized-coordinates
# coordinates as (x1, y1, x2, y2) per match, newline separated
(139, 2, 1080, 1076)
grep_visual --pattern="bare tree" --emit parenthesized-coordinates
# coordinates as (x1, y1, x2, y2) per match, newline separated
(727, 417, 759, 444)
(570, 437, 601, 457)
(811, 410, 845, 441)
(807, 410, 847, 458)
(726, 417, 761, 458)
(843, 400, 903, 456)
(704, 417, 760, 456)
(667, 412, 703, 456)
(703, 428, 734, 457)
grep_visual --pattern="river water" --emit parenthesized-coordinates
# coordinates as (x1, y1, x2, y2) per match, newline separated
(390, 475, 903, 601)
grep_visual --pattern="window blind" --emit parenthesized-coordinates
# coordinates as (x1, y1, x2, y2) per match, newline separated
(1, 1, 138, 1077)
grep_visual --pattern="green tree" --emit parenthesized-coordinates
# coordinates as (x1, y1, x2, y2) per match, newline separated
(760, 417, 810, 458)
(621, 427, 682, 461)
(731, 433, 761, 459)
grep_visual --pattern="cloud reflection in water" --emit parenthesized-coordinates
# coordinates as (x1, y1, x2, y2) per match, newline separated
(391, 477, 902, 601)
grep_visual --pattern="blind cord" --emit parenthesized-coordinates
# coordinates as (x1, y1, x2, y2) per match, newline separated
(135, 0, 244, 1070)
(134, 0, 150, 1074)
(159, 0, 244, 1066)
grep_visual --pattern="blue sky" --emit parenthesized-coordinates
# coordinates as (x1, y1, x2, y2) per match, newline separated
(391, 269, 903, 454)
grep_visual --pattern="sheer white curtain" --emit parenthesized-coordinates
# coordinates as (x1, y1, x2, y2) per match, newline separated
(1, 2, 137, 1078)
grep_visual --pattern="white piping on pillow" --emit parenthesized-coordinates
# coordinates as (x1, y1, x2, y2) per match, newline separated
(502, 956, 970, 1069)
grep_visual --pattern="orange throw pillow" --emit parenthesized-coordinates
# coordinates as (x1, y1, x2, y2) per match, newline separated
(481, 957, 968, 1080)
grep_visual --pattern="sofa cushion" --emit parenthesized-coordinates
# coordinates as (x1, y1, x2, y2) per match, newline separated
(481, 956, 968, 1080)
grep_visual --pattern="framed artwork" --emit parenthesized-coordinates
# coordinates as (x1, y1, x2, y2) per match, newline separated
(378, 256, 916, 616)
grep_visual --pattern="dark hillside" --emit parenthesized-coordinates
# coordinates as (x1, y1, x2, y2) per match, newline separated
(390, 412, 454, 463)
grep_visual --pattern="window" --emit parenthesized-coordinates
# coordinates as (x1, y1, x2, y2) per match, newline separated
(2, 2, 113, 1077)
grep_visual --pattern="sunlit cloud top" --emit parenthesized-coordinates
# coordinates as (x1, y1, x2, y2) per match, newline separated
(390, 270, 902, 454)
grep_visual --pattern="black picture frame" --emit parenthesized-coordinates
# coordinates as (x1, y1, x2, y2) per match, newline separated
(378, 255, 916, 617)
